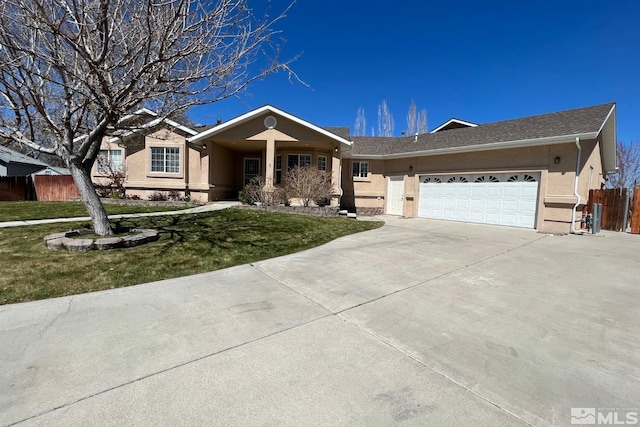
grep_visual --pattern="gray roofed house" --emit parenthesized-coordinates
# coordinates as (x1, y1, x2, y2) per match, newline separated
(0, 145, 49, 176)
(87, 102, 617, 235)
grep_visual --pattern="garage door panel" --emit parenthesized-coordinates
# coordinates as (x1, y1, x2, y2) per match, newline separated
(419, 173, 539, 228)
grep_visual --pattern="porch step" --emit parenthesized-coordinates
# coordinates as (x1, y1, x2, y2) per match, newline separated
(339, 210, 349, 216)
(346, 212, 357, 219)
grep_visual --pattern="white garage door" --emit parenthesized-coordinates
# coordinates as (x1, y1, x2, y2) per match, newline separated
(418, 173, 540, 228)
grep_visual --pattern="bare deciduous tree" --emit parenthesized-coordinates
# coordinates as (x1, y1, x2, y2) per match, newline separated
(0, 0, 295, 235)
(608, 140, 640, 190)
(418, 109, 428, 134)
(354, 107, 366, 137)
(284, 165, 334, 207)
(406, 99, 417, 136)
(377, 100, 394, 137)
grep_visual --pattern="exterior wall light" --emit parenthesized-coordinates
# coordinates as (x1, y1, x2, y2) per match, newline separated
(202, 144, 207, 151)
(334, 146, 339, 153)
(554, 156, 561, 164)
(409, 165, 413, 172)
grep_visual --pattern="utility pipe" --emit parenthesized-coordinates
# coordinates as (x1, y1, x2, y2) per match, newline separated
(571, 137, 582, 234)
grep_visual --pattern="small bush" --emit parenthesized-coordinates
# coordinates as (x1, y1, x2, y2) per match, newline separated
(239, 177, 287, 207)
(238, 186, 255, 205)
(284, 166, 334, 207)
(167, 190, 181, 201)
(148, 191, 169, 201)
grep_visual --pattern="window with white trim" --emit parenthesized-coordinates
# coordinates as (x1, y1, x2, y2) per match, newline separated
(287, 154, 311, 170)
(352, 161, 368, 178)
(151, 147, 180, 173)
(317, 155, 327, 171)
(97, 149, 123, 173)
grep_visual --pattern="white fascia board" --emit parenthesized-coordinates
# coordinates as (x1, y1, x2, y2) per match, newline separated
(349, 132, 599, 160)
(188, 105, 353, 146)
(597, 105, 617, 172)
(430, 118, 478, 133)
(108, 117, 197, 143)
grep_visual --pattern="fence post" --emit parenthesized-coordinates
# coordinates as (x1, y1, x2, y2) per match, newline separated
(592, 203, 602, 234)
(622, 191, 630, 232)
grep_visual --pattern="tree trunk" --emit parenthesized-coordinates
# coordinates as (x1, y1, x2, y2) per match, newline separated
(69, 163, 113, 235)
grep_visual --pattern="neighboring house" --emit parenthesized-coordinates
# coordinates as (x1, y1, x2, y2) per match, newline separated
(92, 103, 617, 234)
(34, 166, 71, 176)
(0, 145, 49, 176)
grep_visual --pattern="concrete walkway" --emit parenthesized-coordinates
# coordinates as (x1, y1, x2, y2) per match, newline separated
(0, 201, 241, 228)
(1, 218, 639, 426)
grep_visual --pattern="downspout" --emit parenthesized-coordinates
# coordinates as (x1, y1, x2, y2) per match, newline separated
(571, 137, 581, 234)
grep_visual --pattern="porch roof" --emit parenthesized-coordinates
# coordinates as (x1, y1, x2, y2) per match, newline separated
(188, 105, 353, 147)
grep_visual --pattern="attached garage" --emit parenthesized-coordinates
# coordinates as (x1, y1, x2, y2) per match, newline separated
(418, 173, 540, 228)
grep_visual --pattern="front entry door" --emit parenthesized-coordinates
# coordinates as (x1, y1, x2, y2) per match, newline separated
(244, 158, 261, 185)
(387, 177, 404, 215)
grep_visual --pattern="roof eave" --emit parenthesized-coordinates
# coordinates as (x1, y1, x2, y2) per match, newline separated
(350, 132, 599, 160)
(597, 104, 617, 173)
(107, 117, 198, 143)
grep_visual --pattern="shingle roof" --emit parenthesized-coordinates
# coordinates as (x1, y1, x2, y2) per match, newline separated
(323, 127, 350, 140)
(0, 145, 49, 166)
(352, 103, 615, 157)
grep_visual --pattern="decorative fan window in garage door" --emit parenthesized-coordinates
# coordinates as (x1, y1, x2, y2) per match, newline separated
(418, 172, 540, 228)
(507, 174, 537, 182)
(447, 176, 468, 183)
(475, 175, 500, 183)
(422, 177, 442, 183)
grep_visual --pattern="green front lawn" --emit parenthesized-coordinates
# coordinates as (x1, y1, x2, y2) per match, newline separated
(0, 201, 191, 222)
(0, 208, 382, 305)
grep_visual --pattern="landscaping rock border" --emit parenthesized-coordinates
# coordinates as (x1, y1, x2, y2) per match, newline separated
(237, 204, 340, 217)
(44, 228, 160, 251)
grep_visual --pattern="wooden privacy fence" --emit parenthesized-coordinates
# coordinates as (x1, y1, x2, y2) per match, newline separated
(0, 176, 36, 201)
(587, 189, 628, 232)
(34, 175, 80, 201)
(631, 188, 640, 234)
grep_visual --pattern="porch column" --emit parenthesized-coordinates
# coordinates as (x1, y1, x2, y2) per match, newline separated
(331, 148, 341, 207)
(248, 128, 297, 188)
(265, 136, 275, 188)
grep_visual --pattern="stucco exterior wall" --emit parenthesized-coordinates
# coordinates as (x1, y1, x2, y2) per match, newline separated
(346, 141, 603, 234)
(201, 113, 339, 203)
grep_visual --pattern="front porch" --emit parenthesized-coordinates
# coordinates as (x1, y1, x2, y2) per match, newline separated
(188, 107, 352, 205)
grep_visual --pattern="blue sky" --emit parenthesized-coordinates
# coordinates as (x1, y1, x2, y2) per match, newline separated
(190, 0, 640, 143)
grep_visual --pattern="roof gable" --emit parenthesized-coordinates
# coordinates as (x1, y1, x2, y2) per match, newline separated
(107, 109, 198, 143)
(430, 118, 478, 133)
(189, 105, 353, 146)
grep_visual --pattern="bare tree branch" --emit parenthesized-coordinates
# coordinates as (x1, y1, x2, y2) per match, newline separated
(377, 99, 394, 137)
(608, 140, 640, 190)
(406, 99, 416, 136)
(354, 106, 366, 137)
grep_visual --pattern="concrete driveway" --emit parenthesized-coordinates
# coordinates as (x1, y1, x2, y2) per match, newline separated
(1, 217, 638, 426)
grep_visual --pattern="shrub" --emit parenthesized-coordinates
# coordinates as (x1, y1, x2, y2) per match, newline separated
(284, 166, 334, 207)
(167, 190, 181, 201)
(239, 177, 286, 207)
(148, 191, 169, 201)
